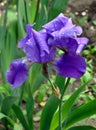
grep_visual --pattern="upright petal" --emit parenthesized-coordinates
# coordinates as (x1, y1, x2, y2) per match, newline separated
(18, 24, 33, 48)
(54, 53, 86, 79)
(76, 37, 89, 54)
(18, 25, 56, 63)
(43, 13, 68, 32)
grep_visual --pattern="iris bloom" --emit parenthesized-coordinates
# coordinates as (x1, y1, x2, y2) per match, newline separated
(6, 13, 89, 88)
(6, 58, 29, 88)
(43, 13, 89, 78)
(18, 24, 56, 63)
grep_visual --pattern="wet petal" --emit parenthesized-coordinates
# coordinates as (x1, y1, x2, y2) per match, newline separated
(55, 53, 86, 79)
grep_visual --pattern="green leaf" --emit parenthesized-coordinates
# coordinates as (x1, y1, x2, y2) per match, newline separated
(35, 0, 48, 30)
(0, 113, 7, 119)
(68, 125, 96, 130)
(0, 25, 6, 83)
(55, 75, 66, 94)
(26, 86, 34, 130)
(40, 74, 66, 130)
(63, 99, 96, 129)
(1, 96, 16, 115)
(0, 86, 7, 94)
(48, 0, 68, 20)
(25, 0, 37, 24)
(0, 112, 14, 126)
(92, 20, 96, 26)
(12, 104, 30, 130)
(0, 25, 6, 51)
(29, 63, 45, 93)
(18, 0, 26, 38)
(40, 95, 59, 130)
(50, 81, 89, 130)
(5, 20, 18, 69)
(14, 123, 23, 130)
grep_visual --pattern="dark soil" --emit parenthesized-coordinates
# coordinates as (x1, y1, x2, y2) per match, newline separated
(66, 0, 96, 46)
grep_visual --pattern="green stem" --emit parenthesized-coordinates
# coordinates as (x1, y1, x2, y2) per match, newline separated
(18, 83, 25, 106)
(59, 78, 70, 130)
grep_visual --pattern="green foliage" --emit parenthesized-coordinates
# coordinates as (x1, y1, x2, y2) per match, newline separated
(0, 0, 96, 130)
(48, 0, 68, 20)
(63, 99, 96, 129)
(40, 95, 59, 130)
(1, 96, 16, 115)
(12, 104, 30, 130)
(26, 86, 34, 130)
(29, 63, 45, 93)
(0, 112, 14, 126)
(50, 81, 89, 130)
(68, 126, 96, 130)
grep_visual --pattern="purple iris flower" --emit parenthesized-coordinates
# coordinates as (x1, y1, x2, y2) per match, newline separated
(43, 13, 88, 53)
(6, 58, 29, 88)
(43, 13, 89, 78)
(18, 24, 56, 63)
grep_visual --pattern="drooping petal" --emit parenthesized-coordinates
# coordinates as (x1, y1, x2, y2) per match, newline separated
(6, 59, 29, 88)
(55, 53, 86, 79)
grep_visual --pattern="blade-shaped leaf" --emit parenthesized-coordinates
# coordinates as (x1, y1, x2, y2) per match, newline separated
(68, 125, 96, 130)
(40, 74, 66, 130)
(12, 104, 30, 130)
(1, 96, 16, 115)
(48, 0, 68, 20)
(35, 0, 48, 30)
(25, 0, 37, 24)
(0, 112, 14, 126)
(26, 86, 34, 130)
(18, 0, 26, 38)
(55, 75, 66, 94)
(29, 63, 45, 93)
(40, 95, 59, 130)
(50, 81, 89, 130)
(63, 99, 96, 129)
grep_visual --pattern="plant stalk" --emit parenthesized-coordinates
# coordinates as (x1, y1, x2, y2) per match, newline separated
(59, 78, 70, 130)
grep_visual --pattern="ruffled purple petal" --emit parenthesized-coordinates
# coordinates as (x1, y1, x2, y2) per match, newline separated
(6, 59, 28, 88)
(43, 13, 68, 32)
(32, 29, 50, 57)
(18, 24, 33, 48)
(59, 38, 78, 53)
(59, 25, 82, 38)
(55, 53, 86, 78)
(48, 36, 78, 54)
(18, 25, 55, 63)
